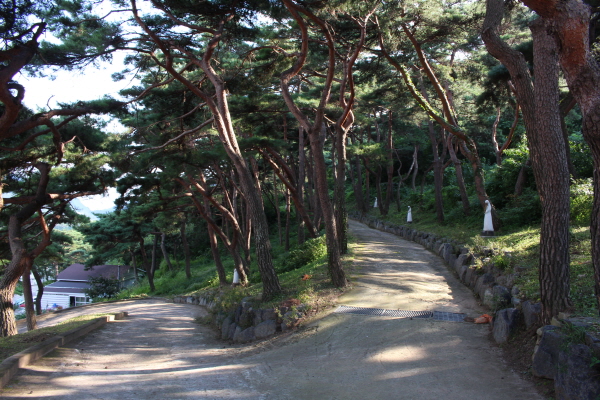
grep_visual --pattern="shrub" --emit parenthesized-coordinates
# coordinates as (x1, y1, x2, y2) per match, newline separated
(571, 178, 593, 226)
(85, 276, 120, 299)
(280, 236, 326, 273)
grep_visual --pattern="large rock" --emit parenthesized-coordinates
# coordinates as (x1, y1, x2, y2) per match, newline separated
(226, 322, 238, 340)
(555, 343, 600, 400)
(221, 316, 232, 340)
(521, 301, 542, 329)
(490, 285, 511, 310)
(238, 308, 255, 328)
(254, 320, 278, 339)
(464, 267, 478, 289)
(454, 254, 471, 273)
(532, 325, 563, 379)
(233, 326, 255, 343)
(474, 273, 495, 300)
(492, 308, 521, 344)
(457, 265, 469, 283)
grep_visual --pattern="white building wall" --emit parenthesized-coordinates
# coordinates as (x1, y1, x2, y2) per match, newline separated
(42, 293, 71, 310)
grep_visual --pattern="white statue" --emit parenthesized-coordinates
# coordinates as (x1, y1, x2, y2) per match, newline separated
(483, 200, 494, 233)
(232, 269, 240, 286)
(407, 206, 413, 223)
(373, 197, 378, 208)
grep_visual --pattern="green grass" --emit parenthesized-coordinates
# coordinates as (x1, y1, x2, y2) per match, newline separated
(0, 313, 115, 360)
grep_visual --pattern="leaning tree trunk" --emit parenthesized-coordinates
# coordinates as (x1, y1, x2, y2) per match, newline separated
(0, 163, 51, 337)
(138, 237, 154, 292)
(309, 125, 347, 286)
(448, 135, 471, 216)
(22, 257, 36, 331)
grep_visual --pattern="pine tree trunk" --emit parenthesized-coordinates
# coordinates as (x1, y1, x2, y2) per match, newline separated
(180, 219, 192, 279)
(309, 124, 347, 287)
(32, 267, 44, 315)
(448, 136, 471, 216)
(514, 158, 531, 196)
(384, 115, 395, 217)
(518, 0, 600, 315)
(334, 124, 348, 254)
(160, 233, 173, 271)
(429, 122, 445, 223)
(139, 238, 154, 292)
(297, 127, 307, 245)
(22, 257, 36, 331)
(483, 4, 573, 322)
(285, 188, 291, 251)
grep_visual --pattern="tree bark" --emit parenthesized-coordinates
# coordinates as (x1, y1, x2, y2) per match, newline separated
(139, 237, 155, 292)
(483, 1, 572, 322)
(519, 0, 600, 314)
(32, 267, 44, 315)
(160, 232, 173, 271)
(22, 258, 36, 331)
(448, 135, 471, 216)
(180, 219, 191, 279)
(0, 163, 52, 336)
(297, 127, 307, 244)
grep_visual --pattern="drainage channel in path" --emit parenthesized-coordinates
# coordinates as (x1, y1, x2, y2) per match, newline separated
(334, 305, 466, 322)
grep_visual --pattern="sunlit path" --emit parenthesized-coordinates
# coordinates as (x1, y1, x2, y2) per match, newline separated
(0, 220, 541, 399)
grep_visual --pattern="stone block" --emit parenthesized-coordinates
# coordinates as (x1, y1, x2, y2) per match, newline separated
(532, 325, 563, 379)
(227, 323, 239, 341)
(221, 316, 232, 340)
(262, 308, 277, 322)
(254, 320, 277, 339)
(458, 265, 469, 283)
(511, 297, 521, 308)
(233, 326, 255, 343)
(521, 301, 542, 329)
(491, 285, 511, 310)
(464, 267, 477, 288)
(492, 308, 521, 344)
(555, 344, 600, 400)
(454, 254, 472, 271)
(482, 288, 494, 309)
(238, 309, 254, 328)
(474, 273, 495, 299)
(253, 309, 263, 326)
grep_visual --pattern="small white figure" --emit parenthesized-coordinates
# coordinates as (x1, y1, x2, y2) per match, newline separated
(483, 200, 494, 234)
(407, 206, 413, 223)
(232, 269, 240, 286)
(373, 197, 378, 208)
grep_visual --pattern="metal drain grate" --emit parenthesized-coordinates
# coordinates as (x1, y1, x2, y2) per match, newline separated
(432, 311, 466, 322)
(334, 305, 465, 322)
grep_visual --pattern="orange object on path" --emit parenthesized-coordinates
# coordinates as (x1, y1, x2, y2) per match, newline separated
(474, 314, 493, 324)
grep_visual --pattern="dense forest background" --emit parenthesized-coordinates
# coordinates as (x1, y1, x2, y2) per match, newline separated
(1, 0, 599, 337)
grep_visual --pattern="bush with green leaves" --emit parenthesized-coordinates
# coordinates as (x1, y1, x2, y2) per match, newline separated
(84, 276, 120, 300)
(571, 178, 593, 226)
(279, 236, 326, 273)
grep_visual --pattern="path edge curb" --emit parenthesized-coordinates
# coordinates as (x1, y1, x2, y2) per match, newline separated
(0, 311, 128, 389)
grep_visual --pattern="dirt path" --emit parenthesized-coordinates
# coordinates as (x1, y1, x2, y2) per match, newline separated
(0, 220, 541, 399)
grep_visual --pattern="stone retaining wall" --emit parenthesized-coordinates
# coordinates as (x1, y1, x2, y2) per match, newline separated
(350, 212, 600, 399)
(172, 294, 307, 344)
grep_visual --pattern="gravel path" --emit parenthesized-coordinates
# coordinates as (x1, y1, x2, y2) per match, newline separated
(0, 219, 542, 399)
